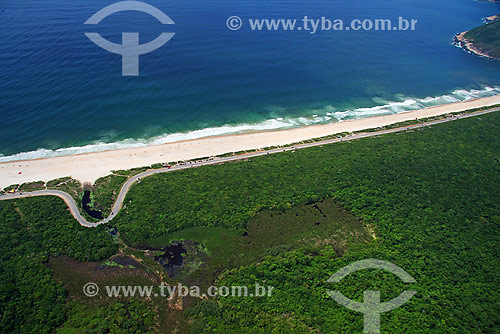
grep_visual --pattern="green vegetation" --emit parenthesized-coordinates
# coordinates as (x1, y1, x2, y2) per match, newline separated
(91, 166, 160, 216)
(145, 199, 370, 286)
(112, 167, 149, 177)
(465, 19, 500, 58)
(186, 113, 500, 332)
(101, 259, 136, 269)
(2, 184, 19, 193)
(46, 176, 73, 188)
(19, 181, 45, 192)
(46, 177, 82, 202)
(78, 105, 500, 226)
(91, 174, 128, 216)
(58, 301, 156, 334)
(0, 197, 121, 332)
(113, 111, 498, 244)
(353, 104, 500, 133)
(110, 112, 500, 332)
(1, 111, 500, 332)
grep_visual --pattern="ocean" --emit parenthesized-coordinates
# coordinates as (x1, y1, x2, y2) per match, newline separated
(1, 0, 499, 161)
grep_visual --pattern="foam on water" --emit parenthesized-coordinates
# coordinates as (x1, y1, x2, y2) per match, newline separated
(326, 86, 499, 121)
(1, 86, 499, 163)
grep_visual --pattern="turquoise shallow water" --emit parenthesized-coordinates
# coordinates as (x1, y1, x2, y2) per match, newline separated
(0, 0, 499, 160)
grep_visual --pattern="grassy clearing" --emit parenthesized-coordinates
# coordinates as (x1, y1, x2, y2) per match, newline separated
(144, 199, 370, 287)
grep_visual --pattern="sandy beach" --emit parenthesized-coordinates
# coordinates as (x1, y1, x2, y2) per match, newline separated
(1, 95, 499, 189)
(484, 14, 499, 23)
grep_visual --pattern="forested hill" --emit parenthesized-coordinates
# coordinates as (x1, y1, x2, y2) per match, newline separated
(464, 18, 500, 58)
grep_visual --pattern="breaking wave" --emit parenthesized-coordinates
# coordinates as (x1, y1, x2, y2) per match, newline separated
(1, 86, 499, 162)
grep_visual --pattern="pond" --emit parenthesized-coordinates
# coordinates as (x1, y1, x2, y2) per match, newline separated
(81, 190, 103, 219)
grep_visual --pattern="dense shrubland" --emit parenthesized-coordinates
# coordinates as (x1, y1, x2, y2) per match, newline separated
(0, 197, 142, 333)
(112, 112, 500, 332)
(1, 111, 500, 332)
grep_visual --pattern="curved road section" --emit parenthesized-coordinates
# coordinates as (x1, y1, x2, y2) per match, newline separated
(0, 107, 498, 227)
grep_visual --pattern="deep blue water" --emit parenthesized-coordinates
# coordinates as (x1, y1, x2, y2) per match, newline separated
(1, 0, 499, 159)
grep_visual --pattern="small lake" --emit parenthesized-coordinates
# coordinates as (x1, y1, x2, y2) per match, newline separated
(82, 190, 103, 219)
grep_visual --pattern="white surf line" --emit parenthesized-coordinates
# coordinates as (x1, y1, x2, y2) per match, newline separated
(1, 106, 498, 227)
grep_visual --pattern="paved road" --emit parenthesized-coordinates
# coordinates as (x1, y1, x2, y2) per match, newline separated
(1, 107, 498, 227)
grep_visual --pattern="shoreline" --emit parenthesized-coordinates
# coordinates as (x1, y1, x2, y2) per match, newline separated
(1, 95, 500, 188)
(454, 31, 500, 60)
(483, 14, 499, 23)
